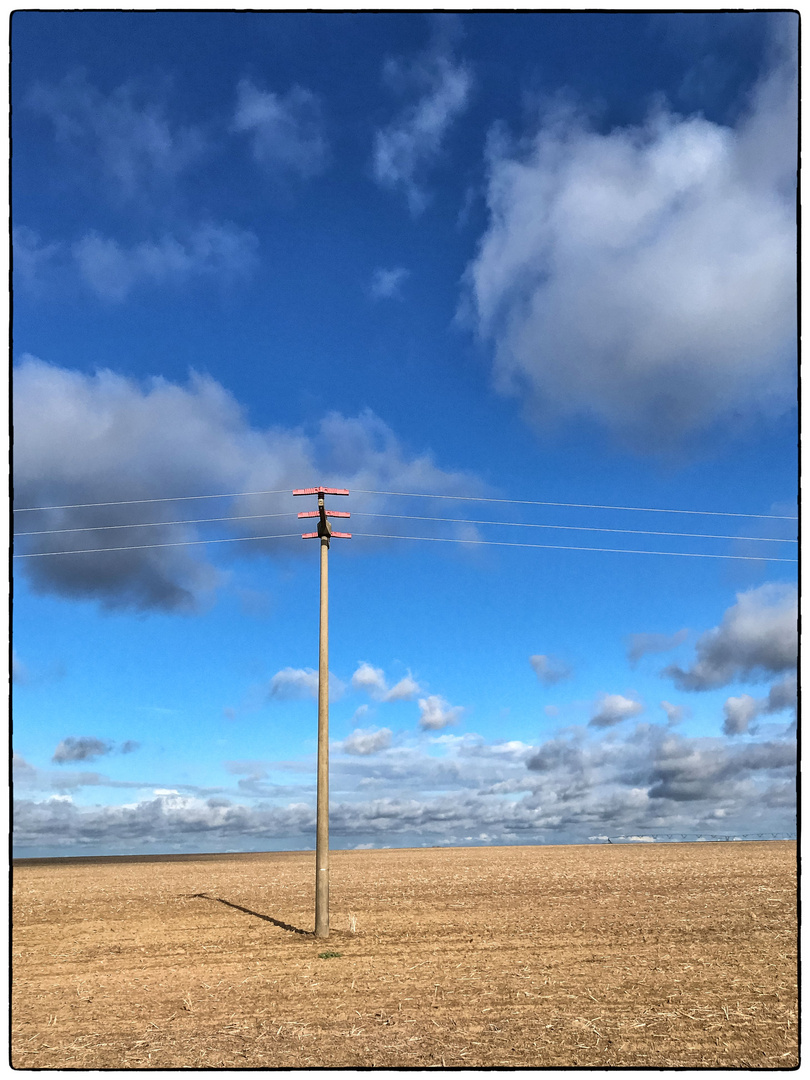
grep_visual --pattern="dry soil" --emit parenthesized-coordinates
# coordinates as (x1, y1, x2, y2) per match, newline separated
(11, 841, 797, 1069)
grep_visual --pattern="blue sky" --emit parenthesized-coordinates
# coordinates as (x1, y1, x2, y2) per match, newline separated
(12, 10, 797, 857)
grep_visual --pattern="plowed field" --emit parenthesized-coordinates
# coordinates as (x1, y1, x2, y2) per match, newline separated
(12, 841, 797, 1069)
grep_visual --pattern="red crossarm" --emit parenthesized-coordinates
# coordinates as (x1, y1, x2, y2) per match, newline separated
(301, 531, 319, 539)
(331, 532, 352, 539)
(297, 510, 351, 519)
(292, 487, 350, 496)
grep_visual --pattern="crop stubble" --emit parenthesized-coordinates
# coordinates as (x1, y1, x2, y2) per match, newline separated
(12, 841, 797, 1069)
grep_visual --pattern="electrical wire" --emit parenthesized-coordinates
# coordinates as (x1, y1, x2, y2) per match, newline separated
(352, 489, 798, 521)
(14, 530, 796, 562)
(13, 510, 797, 545)
(351, 512, 796, 544)
(13, 486, 797, 520)
(349, 532, 798, 563)
(15, 510, 296, 537)
(12, 487, 293, 513)
(12, 533, 301, 559)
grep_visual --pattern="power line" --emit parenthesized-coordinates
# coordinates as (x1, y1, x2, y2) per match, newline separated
(352, 489, 797, 521)
(15, 510, 296, 537)
(13, 528, 799, 563)
(12, 487, 293, 513)
(13, 533, 301, 559)
(12, 486, 797, 521)
(13, 508, 797, 544)
(350, 532, 798, 563)
(352, 512, 796, 545)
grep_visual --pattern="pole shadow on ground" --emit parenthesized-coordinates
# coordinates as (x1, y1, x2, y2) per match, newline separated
(186, 893, 311, 935)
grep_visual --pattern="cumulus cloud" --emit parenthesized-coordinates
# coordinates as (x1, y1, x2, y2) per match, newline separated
(370, 266, 410, 300)
(646, 733, 795, 802)
(627, 630, 688, 666)
(337, 727, 393, 756)
(351, 662, 421, 703)
(527, 723, 795, 821)
(52, 736, 140, 763)
(765, 672, 797, 714)
(13, 358, 482, 613)
(529, 654, 572, 686)
(14, 720, 795, 854)
(351, 662, 388, 698)
(268, 667, 344, 702)
(664, 583, 797, 691)
(52, 737, 113, 763)
(589, 693, 644, 728)
(660, 701, 687, 726)
(418, 694, 463, 730)
(14, 223, 258, 300)
(385, 675, 421, 702)
(722, 671, 797, 736)
(13, 752, 222, 803)
(26, 71, 207, 198)
(464, 20, 797, 450)
(722, 694, 762, 736)
(13, 753, 36, 778)
(232, 78, 328, 177)
(373, 28, 471, 214)
(12, 227, 60, 292)
(72, 223, 258, 301)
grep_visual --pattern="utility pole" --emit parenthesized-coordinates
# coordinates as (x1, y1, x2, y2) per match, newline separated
(293, 486, 350, 939)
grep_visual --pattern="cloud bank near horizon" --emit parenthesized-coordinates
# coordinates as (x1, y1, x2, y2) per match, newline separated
(13, 714, 795, 854)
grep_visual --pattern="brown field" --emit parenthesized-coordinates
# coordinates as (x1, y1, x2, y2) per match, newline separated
(11, 841, 797, 1069)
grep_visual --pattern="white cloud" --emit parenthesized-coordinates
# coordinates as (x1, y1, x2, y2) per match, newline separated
(385, 675, 421, 702)
(589, 693, 644, 729)
(370, 267, 409, 300)
(660, 700, 686, 726)
(529, 654, 572, 686)
(723, 694, 761, 736)
(373, 36, 471, 214)
(52, 737, 112, 763)
(269, 667, 319, 700)
(338, 727, 393, 756)
(232, 78, 328, 177)
(13, 359, 482, 613)
(464, 23, 797, 449)
(418, 694, 463, 730)
(351, 663, 421, 703)
(26, 72, 206, 198)
(722, 671, 797, 736)
(351, 662, 388, 698)
(72, 223, 258, 301)
(627, 630, 688, 666)
(269, 667, 344, 702)
(13, 720, 796, 854)
(12, 227, 60, 291)
(765, 672, 797, 715)
(664, 583, 797, 691)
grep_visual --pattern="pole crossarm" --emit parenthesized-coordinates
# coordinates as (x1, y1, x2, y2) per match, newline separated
(293, 487, 351, 545)
(297, 510, 351, 518)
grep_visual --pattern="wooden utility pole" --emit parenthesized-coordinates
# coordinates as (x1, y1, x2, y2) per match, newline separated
(293, 486, 350, 939)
